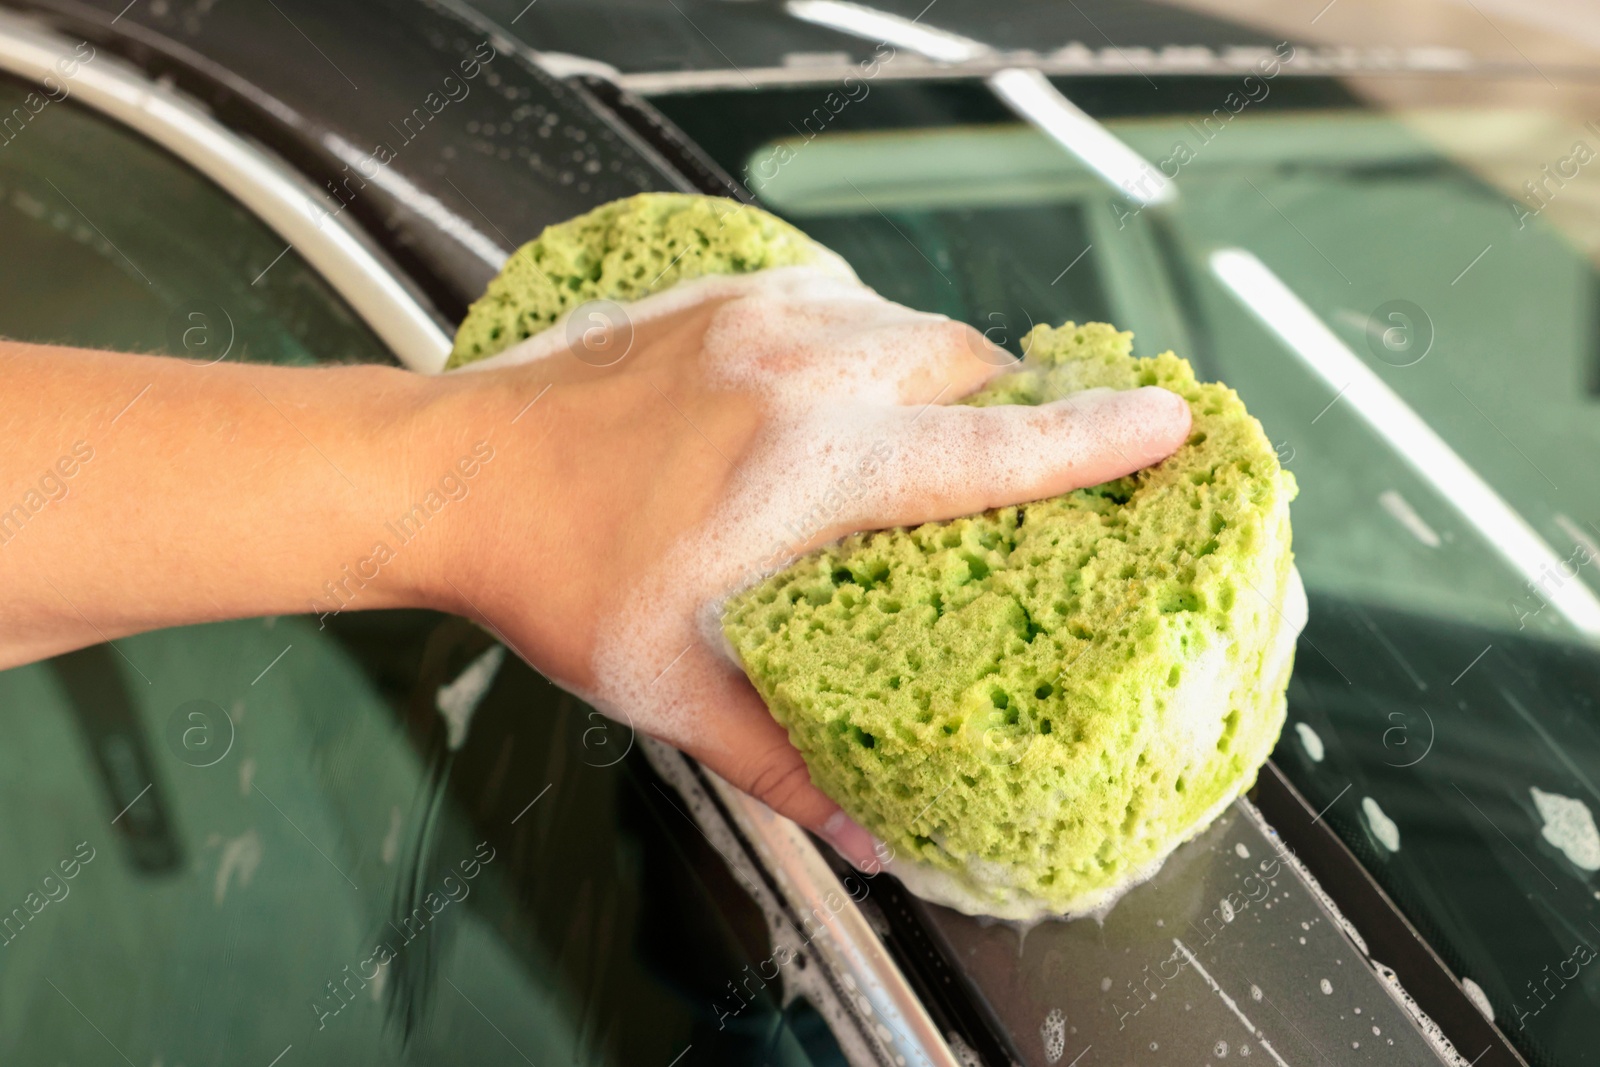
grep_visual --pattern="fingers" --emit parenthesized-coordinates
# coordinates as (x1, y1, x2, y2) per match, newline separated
(708, 284, 1014, 407)
(824, 385, 1191, 537)
(672, 650, 882, 872)
(894, 319, 1019, 407)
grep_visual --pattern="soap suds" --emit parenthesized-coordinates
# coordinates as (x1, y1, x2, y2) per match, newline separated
(1041, 1007, 1067, 1063)
(1361, 796, 1401, 852)
(1461, 978, 1493, 1022)
(1295, 722, 1324, 762)
(436, 645, 505, 751)
(1530, 787, 1600, 871)
(483, 265, 1191, 770)
(456, 201, 1292, 922)
(881, 567, 1306, 922)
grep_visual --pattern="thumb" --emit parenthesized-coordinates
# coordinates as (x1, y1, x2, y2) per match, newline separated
(675, 650, 884, 873)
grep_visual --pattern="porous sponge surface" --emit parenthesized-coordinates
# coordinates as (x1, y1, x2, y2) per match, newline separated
(722, 323, 1298, 917)
(447, 192, 833, 368)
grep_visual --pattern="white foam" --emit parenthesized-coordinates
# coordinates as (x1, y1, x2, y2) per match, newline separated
(883, 565, 1307, 922)
(470, 264, 1193, 775)
(466, 262, 1259, 927)
(1530, 787, 1600, 871)
(1041, 1007, 1067, 1063)
(1361, 796, 1401, 853)
(1295, 722, 1324, 763)
(1461, 978, 1494, 1022)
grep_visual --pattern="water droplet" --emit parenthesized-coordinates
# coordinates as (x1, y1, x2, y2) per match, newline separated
(1250, 984, 1263, 1002)
(1320, 978, 1334, 995)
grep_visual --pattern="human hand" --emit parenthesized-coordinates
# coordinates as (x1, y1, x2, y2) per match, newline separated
(424, 266, 1192, 868)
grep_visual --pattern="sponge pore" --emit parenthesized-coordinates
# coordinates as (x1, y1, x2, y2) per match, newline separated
(721, 322, 1298, 919)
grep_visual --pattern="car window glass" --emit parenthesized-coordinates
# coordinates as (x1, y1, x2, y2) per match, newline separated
(655, 73, 1600, 1067)
(0, 74, 846, 1067)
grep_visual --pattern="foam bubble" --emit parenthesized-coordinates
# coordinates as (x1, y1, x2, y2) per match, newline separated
(1361, 796, 1401, 853)
(1295, 722, 1324, 762)
(1461, 978, 1493, 1022)
(482, 266, 1192, 773)
(1530, 787, 1600, 871)
(882, 567, 1307, 922)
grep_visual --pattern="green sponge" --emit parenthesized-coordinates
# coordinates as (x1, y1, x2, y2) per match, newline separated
(447, 192, 843, 369)
(721, 323, 1299, 919)
(448, 192, 1300, 919)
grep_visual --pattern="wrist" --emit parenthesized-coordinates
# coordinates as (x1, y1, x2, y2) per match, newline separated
(395, 366, 561, 621)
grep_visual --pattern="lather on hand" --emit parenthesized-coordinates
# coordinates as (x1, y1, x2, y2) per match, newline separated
(0, 269, 1189, 867)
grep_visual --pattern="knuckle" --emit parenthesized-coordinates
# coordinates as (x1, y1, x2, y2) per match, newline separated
(743, 756, 816, 810)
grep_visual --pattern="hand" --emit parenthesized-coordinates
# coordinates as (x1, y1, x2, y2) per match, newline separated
(0, 268, 1188, 867)
(427, 267, 1192, 867)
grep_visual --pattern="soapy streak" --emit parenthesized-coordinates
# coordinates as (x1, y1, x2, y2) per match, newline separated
(1171, 939, 1294, 1067)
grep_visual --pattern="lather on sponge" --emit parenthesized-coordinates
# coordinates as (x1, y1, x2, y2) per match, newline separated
(722, 322, 1302, 919)
(451, 192, 1304, 920)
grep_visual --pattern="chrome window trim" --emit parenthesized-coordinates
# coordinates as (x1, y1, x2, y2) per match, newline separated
(644, 739, 964, 1067)
(599, 50, 1566, 98)
(0, 8, 453, 373)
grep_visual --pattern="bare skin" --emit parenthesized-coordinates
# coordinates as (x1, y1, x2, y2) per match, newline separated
(0, 282, 1190, 869)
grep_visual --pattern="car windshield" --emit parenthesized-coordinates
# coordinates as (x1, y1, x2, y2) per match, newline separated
(653, 67, 1600, 1066)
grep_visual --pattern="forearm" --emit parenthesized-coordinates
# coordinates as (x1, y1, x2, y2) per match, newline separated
(0, 341, 514, 667)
